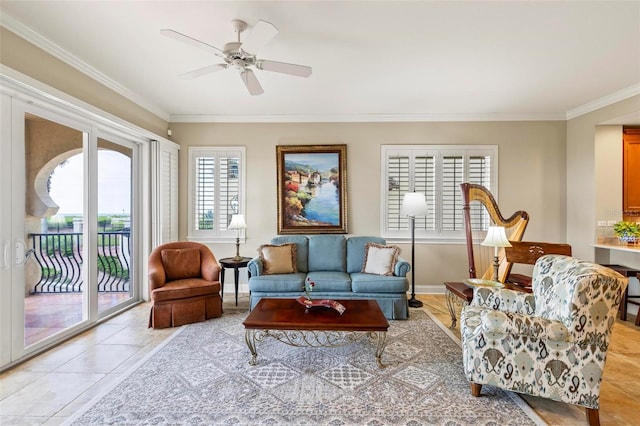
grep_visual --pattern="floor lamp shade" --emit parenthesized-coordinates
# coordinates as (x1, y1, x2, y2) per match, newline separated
(401, 192, 428, 217)
(401, 192, 428, 308)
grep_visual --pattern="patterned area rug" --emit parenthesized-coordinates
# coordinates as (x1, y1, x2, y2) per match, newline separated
(66, 309, 545, 425)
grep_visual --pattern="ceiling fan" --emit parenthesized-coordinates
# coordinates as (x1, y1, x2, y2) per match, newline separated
(161, 19, 312, 96)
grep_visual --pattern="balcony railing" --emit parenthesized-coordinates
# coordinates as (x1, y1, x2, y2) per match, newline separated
(29, 232, 131, 293)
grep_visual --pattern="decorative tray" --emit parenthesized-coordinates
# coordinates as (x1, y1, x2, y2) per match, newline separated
(463, 278, 504, 288)
(297, 296, 346, 315)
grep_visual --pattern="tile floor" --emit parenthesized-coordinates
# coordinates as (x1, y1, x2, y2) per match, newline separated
(24, 293, 131, 346)
(1, 294, 638, 425)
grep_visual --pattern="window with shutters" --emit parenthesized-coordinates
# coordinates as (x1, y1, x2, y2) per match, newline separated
(381, 145, 497, 241)
(187, 147, 246, 242)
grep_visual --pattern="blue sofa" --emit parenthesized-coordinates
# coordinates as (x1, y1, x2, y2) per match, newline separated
(247, 235, 410, 319)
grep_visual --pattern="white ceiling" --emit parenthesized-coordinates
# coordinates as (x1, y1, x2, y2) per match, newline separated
(1, 1, 639, 123)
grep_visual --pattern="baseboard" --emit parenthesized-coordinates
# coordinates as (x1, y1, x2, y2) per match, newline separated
(415, 284, 446, 294)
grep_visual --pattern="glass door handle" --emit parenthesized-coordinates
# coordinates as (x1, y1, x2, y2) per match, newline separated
(15, 240, 27, 266)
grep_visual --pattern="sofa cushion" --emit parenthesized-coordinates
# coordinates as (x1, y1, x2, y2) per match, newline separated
(351, 273, 409, 293)
(308, 235, 346, 272)
(259, 243, 297, 274)
(161, 248, 201, 281)
(346, 236, 386, 273)
(271, 235, 309, 273)
(248, 272, 307, 292)
(306, 271, 352, 292)
(362, 243, 400, 276)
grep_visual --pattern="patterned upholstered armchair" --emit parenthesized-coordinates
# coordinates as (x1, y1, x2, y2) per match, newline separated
(461, 255, 627, 426)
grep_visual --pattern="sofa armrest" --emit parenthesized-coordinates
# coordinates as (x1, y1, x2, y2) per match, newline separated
(480, 309, 570, 342)
(248, 257, 263, 276)
(394, 257, 410, 277)
(471, 287, 535, 315)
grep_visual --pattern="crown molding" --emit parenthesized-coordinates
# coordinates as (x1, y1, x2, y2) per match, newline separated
(1, 65, 175, 147)
(566, 83, 640, 120)
(169, 112, 567, 123)
(0, 15, 170, 122)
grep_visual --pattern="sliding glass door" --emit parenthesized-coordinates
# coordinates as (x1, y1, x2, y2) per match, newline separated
(0, 96, 141, 368)
(96, 136, 137, 315)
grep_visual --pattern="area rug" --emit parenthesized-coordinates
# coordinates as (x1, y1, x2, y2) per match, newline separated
(65, 308, 545, 425)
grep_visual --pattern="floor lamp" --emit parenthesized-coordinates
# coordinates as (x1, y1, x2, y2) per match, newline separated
(481, 225, 512, 281)
(401, 192, 428, 308)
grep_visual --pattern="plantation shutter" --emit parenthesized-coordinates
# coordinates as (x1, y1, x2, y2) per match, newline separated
(218, 154, 241, 231)
(468, 155, 492, 230)
(151, 140, 179, 246)
(386, 154, 410, 231)
(160, 148, 178, 242)
(441, 155, 464, 231)
(194, 155, 215, 231)
(415, 154, 435, 231)
(381, 145, 497, 240)
(188, 147, 245, 241)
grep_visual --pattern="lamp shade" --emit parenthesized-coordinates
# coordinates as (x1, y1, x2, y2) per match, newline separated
(228, 214, 247, 230)
(481, 226, 512, 248)
(400, 192, 428, 217)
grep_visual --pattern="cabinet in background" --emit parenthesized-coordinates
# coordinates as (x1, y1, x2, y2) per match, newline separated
(623, 128, 640, 222)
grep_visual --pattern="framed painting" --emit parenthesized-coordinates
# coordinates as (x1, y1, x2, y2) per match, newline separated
(277, 144, 348, 234)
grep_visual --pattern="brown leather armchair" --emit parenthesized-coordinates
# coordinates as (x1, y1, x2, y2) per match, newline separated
(148, 242, 222, 328)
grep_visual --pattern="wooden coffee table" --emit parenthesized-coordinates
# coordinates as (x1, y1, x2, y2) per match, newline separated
(243, 298, 390, 368)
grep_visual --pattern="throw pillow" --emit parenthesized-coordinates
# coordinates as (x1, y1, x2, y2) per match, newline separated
(361, 243, 400, 276)
(161, 248, 201, 281)
(259, 243, 298, 274)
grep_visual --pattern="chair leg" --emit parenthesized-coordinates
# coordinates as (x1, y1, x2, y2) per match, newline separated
(470, 382, 482, 397)
(586, 407, 600, 426)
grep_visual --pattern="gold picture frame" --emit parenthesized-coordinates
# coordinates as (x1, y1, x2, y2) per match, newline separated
(276, 144, 347, 234)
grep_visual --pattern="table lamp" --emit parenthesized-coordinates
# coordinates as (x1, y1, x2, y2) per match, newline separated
(401, 192, 428, 308)
(481, 225, 512, 281)
(228, 214, 247, 261)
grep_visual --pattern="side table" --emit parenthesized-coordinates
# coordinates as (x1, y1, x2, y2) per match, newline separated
(219, 256, 252, 307)
(444, 281, 473, 329)
(444, 280, 530, 329)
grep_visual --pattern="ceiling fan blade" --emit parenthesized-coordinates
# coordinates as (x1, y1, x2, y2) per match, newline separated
(240, 69, 264, 96)
(160, 29, 225, 57)
(179, 64, 228, 79)
(241, 20, 279, 54)
(256, 60, 312, 78)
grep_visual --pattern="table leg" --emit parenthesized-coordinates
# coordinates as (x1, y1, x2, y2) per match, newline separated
(220, 267, 225, 304)
(445, 289, 459, 329)
(234, 266, 240, 306)
(371, 331, 387, 368)
(245, 329, 258, 366)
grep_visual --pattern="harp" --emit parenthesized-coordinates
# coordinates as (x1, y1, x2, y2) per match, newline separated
(461, 183, 529, 283)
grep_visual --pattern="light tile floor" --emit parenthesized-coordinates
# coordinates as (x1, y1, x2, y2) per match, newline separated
(1, 294, 638, 425)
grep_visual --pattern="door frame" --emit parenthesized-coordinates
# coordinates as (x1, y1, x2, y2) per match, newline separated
(0, 69, 164, 370)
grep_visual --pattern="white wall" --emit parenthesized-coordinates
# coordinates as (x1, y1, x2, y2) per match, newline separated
(567, 95, 640, 261)
(171, 121, 567, 291)
(594, 125, 623, 238)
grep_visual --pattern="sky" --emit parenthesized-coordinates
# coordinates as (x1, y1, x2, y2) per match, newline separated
(49, 151, 131, 215)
